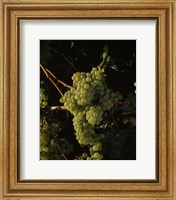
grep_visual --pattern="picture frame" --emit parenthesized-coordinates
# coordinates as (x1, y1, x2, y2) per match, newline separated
(0, 0, 175, 199)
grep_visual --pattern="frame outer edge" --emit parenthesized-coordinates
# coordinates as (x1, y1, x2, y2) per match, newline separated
(1, 1, 176, 199)
(173, 1, 176, 199)
(0, 0, 176, 3)
(3, 2, 11, 198)
(167, 2, 174, 197)
(7, 1, 168, 192)
(0, 1, 3, 199)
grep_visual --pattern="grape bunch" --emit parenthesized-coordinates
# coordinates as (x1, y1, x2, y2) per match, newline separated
(40, 82, 74, 160)
(40, 82, 48, 108)
(40, 116, 74, 160)
(60, 66, 122, 160)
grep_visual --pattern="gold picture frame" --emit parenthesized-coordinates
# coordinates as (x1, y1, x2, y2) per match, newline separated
(0, 0, 176, 199)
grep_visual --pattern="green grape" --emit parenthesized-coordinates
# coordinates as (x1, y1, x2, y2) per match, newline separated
(40, 116, 74, 160)
(91, 152, 103, 160)
(40, 83, 49, 108)
(134, 82, 136, 93)
(93, 142, 102, 152)
(82, 153, 88, 158)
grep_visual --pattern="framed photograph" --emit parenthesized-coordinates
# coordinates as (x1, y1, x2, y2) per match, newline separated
(0, 0, 175, 199)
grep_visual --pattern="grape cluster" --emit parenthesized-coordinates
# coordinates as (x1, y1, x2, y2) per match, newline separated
(40, 82, 74, 160)
(40, 82, 48, 107)
(60, 66, 122, 160)
(40, 116, 74, 160)
(134, 82, 136, 93)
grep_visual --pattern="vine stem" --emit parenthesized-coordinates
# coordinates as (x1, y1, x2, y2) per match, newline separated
(50, 47, 78, 72)
(41, 64, 75, 91)
(55, 144, 68, 160)
(108, 110, 118, 126)
(100, 52, 109, 69)
(50, 106, 65, 110)
(57, 79, 75, 90)
(40, 106, 65, 112)
(40, 64, 64, 97)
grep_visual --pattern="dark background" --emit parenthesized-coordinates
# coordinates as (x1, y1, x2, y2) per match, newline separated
(40, 40, 136, 160)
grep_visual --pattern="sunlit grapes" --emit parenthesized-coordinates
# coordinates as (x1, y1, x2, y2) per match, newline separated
(60, 66, 122, 160)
